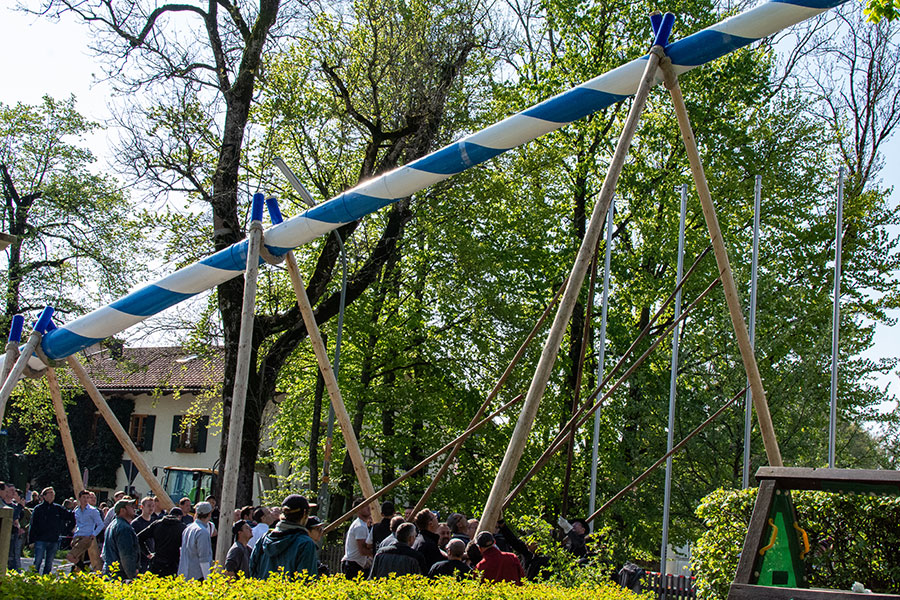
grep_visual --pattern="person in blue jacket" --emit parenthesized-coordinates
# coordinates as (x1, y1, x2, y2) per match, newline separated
(101, 499, 140, 580)
(249, 494, 318, 579)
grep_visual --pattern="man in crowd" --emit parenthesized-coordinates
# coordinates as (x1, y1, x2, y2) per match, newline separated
(178, 501, 213, 580)
(412, 509, 444, 570)
(340, 499, 372, 579)
(446, 512, 470, 545)
(179, 497, 194, 525)
(249, 505, 274, 549)
(131, 496, 157, 573)
(369, 522, 426, 578)
(370, 501, 394, 548)
(437, 522, 451, 551)
(249, 494, 318, 579)
(28, 487, 73, 575)
(138, 506, 186, 576)
(66, 489, 104, 572)
(102, 498, 140, 580)
(428, 538, 472, 579)
(474, 531, 524, 584)
(377, 514, 406, 551)
(101, 490, 126, 531)
(224, 519, 253, 578)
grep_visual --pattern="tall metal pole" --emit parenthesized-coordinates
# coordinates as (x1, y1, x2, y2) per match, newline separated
(588, 198, 614, 531)
(829, 168, 845, 468)
(742, 175, 762, 488)
(660, 184, 687, 582)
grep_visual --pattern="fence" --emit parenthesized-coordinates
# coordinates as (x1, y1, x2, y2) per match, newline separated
(644, 571, 697, 600)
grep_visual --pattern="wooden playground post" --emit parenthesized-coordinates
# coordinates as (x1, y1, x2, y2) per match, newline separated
(0, 327, 45, 426)
(478, 44, 668, 535)
(215, 209, 265, 566)
(282, 247, 382, 523)
(66, 355, 175, 509)
(46, 367, 85, 493)
(660, 59, 782, 467)
(0, 506, 11, 576)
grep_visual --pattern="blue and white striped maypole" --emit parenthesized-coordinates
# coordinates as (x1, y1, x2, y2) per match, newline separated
(37, 0, 847, 362)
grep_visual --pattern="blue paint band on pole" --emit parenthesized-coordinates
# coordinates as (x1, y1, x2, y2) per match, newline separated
(34, 306, 55, 335)
(8, 315, 24, 343)
(37, 0, 852, 362)
(251, 193, 265, 223)
(650, 12, 663, 37)
(654, 12, 676, 48)
(45, 319, 57, 332)
(266, 197, 284, 225)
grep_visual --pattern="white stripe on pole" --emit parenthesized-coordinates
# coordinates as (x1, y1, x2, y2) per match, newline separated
(588, 197, 614, 532)
(742, 175, 762, 488)
(829, 167, 845, 468)
(660, 184, 687, 581)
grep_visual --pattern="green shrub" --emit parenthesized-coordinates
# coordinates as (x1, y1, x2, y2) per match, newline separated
(692, 487, 900, 599)
(0, 570, 647, 599)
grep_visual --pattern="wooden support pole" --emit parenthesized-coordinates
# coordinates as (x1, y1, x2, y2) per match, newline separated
(323, 393, 525, 535)
(660, 59, 783, 467)
(0, 332, 42, 427)
(283, 248, 382, 524)
(66, 355, 175, 510)
(0, 506, 12, 576)
(0, 342, 20, 429)
(410, 277, 567, 516)
(478, 46, 666, 535)
(215, 220, 263, 565)
(46, 367, 85, 493)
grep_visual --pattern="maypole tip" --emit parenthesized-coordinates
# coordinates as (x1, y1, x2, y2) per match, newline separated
(251, 193, 265, 223)
(34, 306, 55, 335)
(653, 12, 676, 49)
(265, 196, 284, 225)
(650, 12, 663, 36)
(8, 315, 24, 343)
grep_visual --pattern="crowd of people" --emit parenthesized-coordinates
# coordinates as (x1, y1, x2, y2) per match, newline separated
(1, 480, 592, 585)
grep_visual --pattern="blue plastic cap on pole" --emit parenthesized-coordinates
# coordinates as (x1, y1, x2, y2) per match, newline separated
(265, 197, 284, 225)
(251, 193, 265, 223)
(7, 315, 24, 343)
(654, 12, 676, 48)
(34, 306, 55, 335)
(650, 12, 663, 37)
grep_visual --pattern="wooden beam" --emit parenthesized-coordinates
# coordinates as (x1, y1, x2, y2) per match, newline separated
(283, 248, 382, 523)
(215, 220, 263, 565)
(46, 367, 85, 493)
(66, 355, 175, 510)
(660, 58, 783, 467)
(478, 45, 667, 535)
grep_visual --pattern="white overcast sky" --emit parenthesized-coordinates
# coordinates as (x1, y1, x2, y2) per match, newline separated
(1, 6, 898, 410)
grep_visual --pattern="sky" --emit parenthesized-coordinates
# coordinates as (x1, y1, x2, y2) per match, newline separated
(1, 5, 899, 410)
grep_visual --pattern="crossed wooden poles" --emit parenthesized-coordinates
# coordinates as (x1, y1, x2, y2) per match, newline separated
(0, 13, 784, 569)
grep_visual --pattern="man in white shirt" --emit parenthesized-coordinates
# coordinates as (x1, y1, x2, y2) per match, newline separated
(340, 498, 373, 579)
(249, 505, 275, 549)
(177, 501, 213, 580)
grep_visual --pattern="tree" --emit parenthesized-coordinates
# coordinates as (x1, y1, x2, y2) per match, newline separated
(0, 95, 147, 333)
(865, 0, 900, 22)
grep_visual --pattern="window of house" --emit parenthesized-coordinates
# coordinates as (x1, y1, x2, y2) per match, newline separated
(128, 414, 156, 451)
(171, 415, 209, 453)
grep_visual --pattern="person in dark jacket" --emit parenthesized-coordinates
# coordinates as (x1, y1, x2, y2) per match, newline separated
(28, 487, 74, 575)
(369, 522, 426, 578)
(412, 509, 444, 570)
(137, 507, 186, 576)
(371, 501, 395, 548)
(249, 494, 318, 579)
(474, 531, 524, 585)
(428, 538, 472, 579)
(224, 520, 253, 577)
(102, 499, 140, 580)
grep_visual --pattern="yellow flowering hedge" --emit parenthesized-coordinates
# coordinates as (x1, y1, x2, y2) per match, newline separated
(1, 570, 649, 600)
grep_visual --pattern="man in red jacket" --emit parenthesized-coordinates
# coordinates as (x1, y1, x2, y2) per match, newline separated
(474, 531, 524, 584)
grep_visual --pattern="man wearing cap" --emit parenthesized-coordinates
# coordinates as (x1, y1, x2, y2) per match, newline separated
(305, 516, 331, 576)
(249, 494, 318, 579)
(138, 507, 186, 576)
(224, 520, 253, 578)
(474, 531, 524, 585)
(178, 501, 214, 580)
(102, 498, 140, 580)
